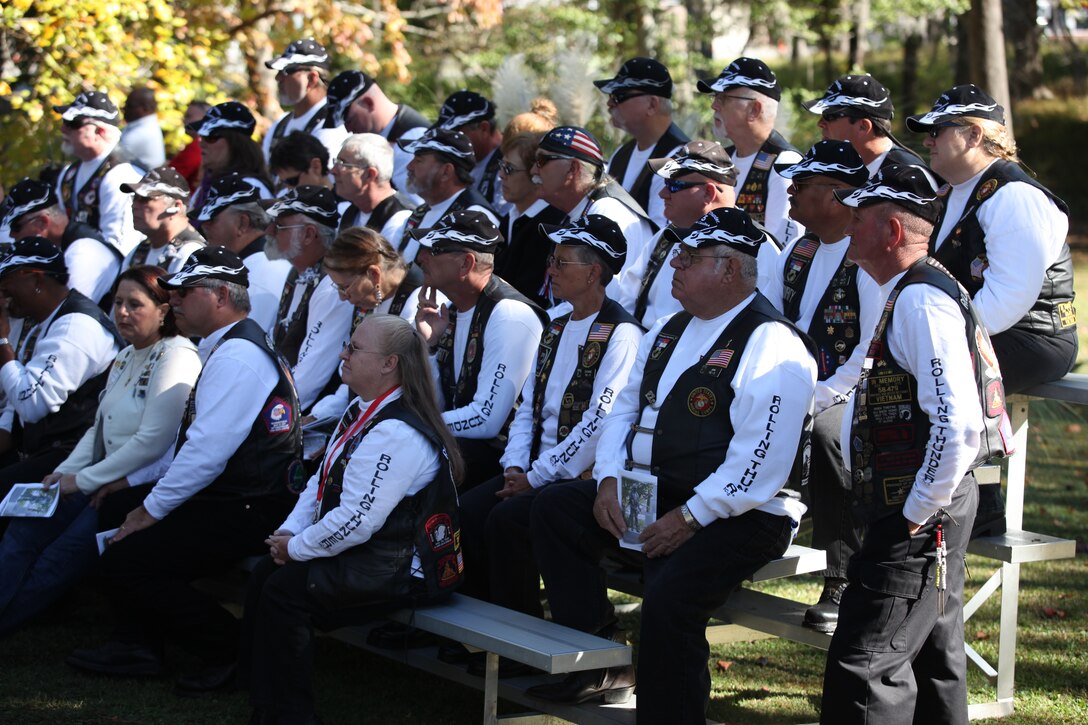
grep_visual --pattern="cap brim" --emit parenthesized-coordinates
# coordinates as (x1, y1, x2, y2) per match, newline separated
(538, 223, 566, 242)
(831, 188, 859, 207)
(647, 157, 670, 176)
(905, 115, 937, 133)
(592, 78, 613, 90)
(118, 182, 138, 195)
(695, 78, 718, 94)
(157, 274, 190, 290)
(800, 97, 824, 112)
(52, 104, 71, 114)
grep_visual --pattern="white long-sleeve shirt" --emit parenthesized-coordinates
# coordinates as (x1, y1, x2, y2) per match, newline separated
(261, 98, 351, 166)
(841, 275, 983, 525)
(142, 320, 278, 519)
(65, 237, 121, 305)
(764, 235, 886, 414)
(282, 390, 440, 561)
(594, 293, 816, 526)
(287, 274, 355, 412)
(933, 161, 1069, 335)
(501, 312, 642, 487)
(568, 194, 655, 315)
(393, 189, 498, 264)
(433, 297, 543, 439)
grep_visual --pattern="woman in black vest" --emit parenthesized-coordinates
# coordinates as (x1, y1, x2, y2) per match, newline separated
(187, 102, 275, 215)
(243, 314, 464, 724)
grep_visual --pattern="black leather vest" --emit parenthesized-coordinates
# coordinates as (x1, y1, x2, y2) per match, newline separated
(633, 293, 807, 513)
(634, 226, 683, 323)
(880, 144, 926, 169)
(179, 318, 303, 501)
(730, 130, 798, 225)
(388, 105, 430, 144)
(930, 160, 1075, 337)
(59, 146, 142, 249)
(607, 122, 690, 213)
(528, 297, 640, 461)
(850, 257, 1012, 524)
(780, 234, 862, 381)
(20, 291, 123, 456)
(270, 105, 328, 145)
(338, 192, 416, 235)
(478, 148, 504, 206)
(273, 264, 324, 366)
(127, 226, 205, 270)
(307, 399, 463, 602)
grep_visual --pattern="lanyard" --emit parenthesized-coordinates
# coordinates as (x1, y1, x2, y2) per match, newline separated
(315, 385, 400, 503)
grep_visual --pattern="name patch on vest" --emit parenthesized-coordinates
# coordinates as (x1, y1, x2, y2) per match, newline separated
(882, 475, 914, 506)
(263, 397, 294, 434)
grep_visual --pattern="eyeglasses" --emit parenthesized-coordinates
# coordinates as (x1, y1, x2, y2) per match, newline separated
(332, 158, 369, 171)
(671, 247, 722, 270)
(428, 245, 465, 257)
(329, 274, 360, 294)
(498, 160, 528, 175)
(714, 93, 758, 105)
(534, 153, 570, 167)
(274, 221, 309, 232)
(546, 255, 595, 270)
(62, 119, 90, 131)
(8, 214, 41, 235)
(927, 122, 960, 139)
(665, 179, 706, 194)
(608, 91, 648, 105)
(176, 282, 219, 298)
(820, 110, 851, 123)
(201, 134, 225, 143)
(344, 340, 386, 355)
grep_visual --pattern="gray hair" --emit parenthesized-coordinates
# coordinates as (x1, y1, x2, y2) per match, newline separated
(756, 96, 779, 125)
(314, 222, 337, 249)
(714, 247, 758, 282)
(569, 244, 614, 287)
(220, 280, 251, 312)
(340, 133, 395, 184)
(227, 202, 271, 231)
(472, 250, 495, 270)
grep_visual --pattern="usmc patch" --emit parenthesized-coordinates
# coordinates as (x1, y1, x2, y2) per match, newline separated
(581, 341, 601, 368)
(687, 387, 716, 417)
(977, 178, 999, 201)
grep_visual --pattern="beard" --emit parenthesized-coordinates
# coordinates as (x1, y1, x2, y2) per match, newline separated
(278, 87, 306, 108)
(264, 233, 302, 261)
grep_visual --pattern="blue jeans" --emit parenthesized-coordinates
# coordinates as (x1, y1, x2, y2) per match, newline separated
(0, 491, 100, 636)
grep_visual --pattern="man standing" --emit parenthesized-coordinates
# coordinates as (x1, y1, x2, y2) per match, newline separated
(762, 141, 882, 633)
(395, 128, 497, 261)
(68, 247, 302, 695)
(120, 167, 205, 274)
(53, 90, 145, 257)
(594, 57, 689, 230)
(1, 178, 122, 305)
(120, 87, 166, 171)
(413, 211, 545, 487)
(261, 38, 349, 163)
(529, 126, 654, 313)
(434, 90, 509, 216)
(697, 57, 804, 247)
(196, 174, 291, 333)
(820, 165, 1011, 724)
(266, 186, 354, 413)
(803, 75, 925, 177)
(324, 70, 430, 197)
(332, 133, 416, 243)
(529, 208, 816, 722)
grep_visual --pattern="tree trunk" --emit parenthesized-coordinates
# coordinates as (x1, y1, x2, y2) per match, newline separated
(954, 12, 971, 86)
(965, 0, 1013, 137)
(902, 30, 923, 119)
(1006, 0, 1045, 100)
(849, 0, 870, 70)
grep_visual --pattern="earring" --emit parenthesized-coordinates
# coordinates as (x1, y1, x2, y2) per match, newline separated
(375, 286, 384, 306)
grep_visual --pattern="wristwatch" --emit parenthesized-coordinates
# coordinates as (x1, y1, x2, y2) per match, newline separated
(678, 503, 702, 532)
(0, 338, 9, 348)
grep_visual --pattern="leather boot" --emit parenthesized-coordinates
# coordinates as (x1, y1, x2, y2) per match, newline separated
(803, 577, 848, 633)
(525, 664, 635, 704)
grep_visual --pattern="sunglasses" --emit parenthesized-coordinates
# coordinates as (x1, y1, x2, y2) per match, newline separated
(609, 91, 649, 105)
(546, 255, 594, 269)
(820, 110, 852, 123)
(428, 245, 465, 257)
(534, 153, 570, 167)
(498, 160, 528, 175)
(665, 179, 706, 194)
(62, 119, 90, 130)
(927, 122, 960, 139)
(279, 174, 302, 188)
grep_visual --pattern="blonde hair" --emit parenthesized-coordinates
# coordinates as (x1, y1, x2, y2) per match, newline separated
(952, 117, 1019, 162)
(324, 226, 406, 276)
(504, 97, 559, 137)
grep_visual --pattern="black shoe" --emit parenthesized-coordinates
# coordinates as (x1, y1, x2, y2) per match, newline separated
(466, 653, 539, 679)
(366, 621, 437, 649)
(803, 577, 848, 634)
(526, 665, 635, 705)
(437, 642, 475, 665)
(67, 641, 164, 676)
(972, 484, 1007, 539)
(175, 662, 238, 696)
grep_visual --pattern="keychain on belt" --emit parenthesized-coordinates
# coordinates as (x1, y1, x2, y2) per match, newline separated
(935, 516, 947, 616)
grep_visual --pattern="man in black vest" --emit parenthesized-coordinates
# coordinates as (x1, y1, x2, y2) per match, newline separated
(396, 128, 498, 262)
(697, 57, 804, 248)
(529, 208, 817, 722)
(266, 186, 354, 413)
(120, 166, 206, 275)
(821, 165, 1010, 724)
(0, 238, 121, 500)
(1, 178, 123, 306)
(324, 70, 430, 200)
(434, 90, 509, 217)
(803, 74, 926, 177)
(331, 133, 416, 243)
(764, 141, 881, 633)
(594, 57, 689, 230)
(413, 211, 545, 488)
(451, 215, 643, 675)
(68, 247, 302, 694)
(53, 91, 145, 257)
(196, 174, 291, 334)
(261, 38, 348, 164)
(529, 125, 655, 314)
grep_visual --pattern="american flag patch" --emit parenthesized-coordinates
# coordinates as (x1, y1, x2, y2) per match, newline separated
(587, 323, 613, 341)
(706, 348, 734, 368)
(555, 127, 604, 163)
(793, 238, 819, 259)
(753, 151, 774, 170)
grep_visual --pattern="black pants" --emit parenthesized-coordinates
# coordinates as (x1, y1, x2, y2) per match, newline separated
(242, 555, 437, 723)
(97, 493, 292, 664)
(806, 403, 865, 579)
(532, 479, 794, 725)
(454, 437, 503, 492)
(821, 475, 978, 725)
(458, 473, 544, 615)
(991, 326, 1077, 395)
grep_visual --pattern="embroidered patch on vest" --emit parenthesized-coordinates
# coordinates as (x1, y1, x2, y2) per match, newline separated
(425, 513, 454, 551)
(1057, 301, 1077, 328)
(793, 238, 819, 259)
(263, 397, 294, 434)
(785, 258, 806, 283)
(650, 334, 677, 360)
(985, 379, 1006, 418)
(465, 337, 478, 364)
(687, 387, 716, 417)
(753, 151, 773, 170)
(587, 322, 613, 341)
(581, 341, 601, 367)
(436, 554, 462, 587)
(706, 348, 734, 368)
(976, 178, 999, 201)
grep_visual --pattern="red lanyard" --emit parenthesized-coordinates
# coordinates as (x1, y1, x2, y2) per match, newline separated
(316, 385, 400, 503)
